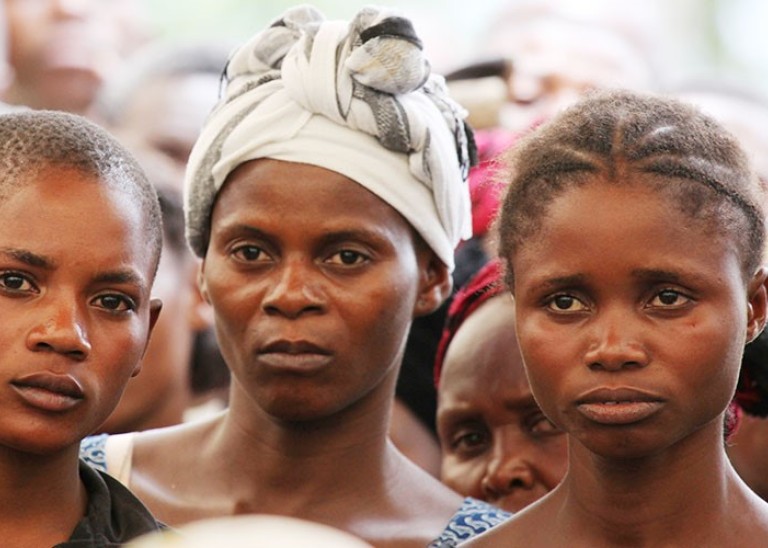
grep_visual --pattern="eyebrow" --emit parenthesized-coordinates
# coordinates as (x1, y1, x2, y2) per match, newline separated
(315, 228, 394, 247)
(0, 247, 56, 269)
(92, 270, 148, 292)
(219, 224, 394, 248)
(529, 274, 587, 294)
(0, 247, 147, 292)
(630, 268, 688, 283)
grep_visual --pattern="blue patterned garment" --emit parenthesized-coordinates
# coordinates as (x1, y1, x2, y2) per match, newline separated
(429, 498, 511, 547)
(80, 433, 109, 473)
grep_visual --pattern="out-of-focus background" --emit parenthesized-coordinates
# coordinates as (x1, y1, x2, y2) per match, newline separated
(144, 0, 768, 94)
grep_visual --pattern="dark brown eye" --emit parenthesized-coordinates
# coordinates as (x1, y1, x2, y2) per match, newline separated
(547, 294, 587, 312)
(232, 245, 266, 262)
(0, 272, 35, 292)
(326, 250, 368, 266)
(93, 294, 135, 313)
(649, 289, 691, 308)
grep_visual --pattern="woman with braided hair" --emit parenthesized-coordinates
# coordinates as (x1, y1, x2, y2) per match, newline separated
(465, 89, 768, 546)
(81, 5, 508, 547)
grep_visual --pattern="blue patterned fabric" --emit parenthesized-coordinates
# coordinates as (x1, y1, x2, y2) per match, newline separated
(429, 497, 511, 547)
(80, 433, 109, 473)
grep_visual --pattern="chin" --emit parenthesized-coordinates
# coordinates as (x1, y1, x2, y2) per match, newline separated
(261, 396, 352, 425)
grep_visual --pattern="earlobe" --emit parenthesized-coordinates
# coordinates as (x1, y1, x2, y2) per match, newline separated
(746, 266, 768, 343)
(414, 254, 452, 317)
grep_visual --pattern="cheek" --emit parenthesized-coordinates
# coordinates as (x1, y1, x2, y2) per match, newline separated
(440, 458, 483, 497)
(516, 321, 569, 419)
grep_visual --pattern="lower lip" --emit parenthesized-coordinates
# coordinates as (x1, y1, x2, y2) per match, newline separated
(11, 385, 83, 412)
(577, 401, 663, 425)
(257, 353, 333, 372)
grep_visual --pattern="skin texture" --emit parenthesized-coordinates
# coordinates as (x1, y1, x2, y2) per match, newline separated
(465, 178, 768, 547)
(126, 159, 464, 547)
(437, 294, 567, 512)
(2, 0, 147, 114)
(0, 166, 160, 546)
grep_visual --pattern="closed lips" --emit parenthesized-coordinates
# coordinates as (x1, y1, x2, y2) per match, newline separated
(11, 373, 84, 399)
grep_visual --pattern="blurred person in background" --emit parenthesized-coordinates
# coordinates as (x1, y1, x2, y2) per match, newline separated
(477, 8, 656, 134)
(389, 122, 516, 478)
(435, 260, 568, 513)
(2, 0, 150, 114)
(92, 39, 232, 184)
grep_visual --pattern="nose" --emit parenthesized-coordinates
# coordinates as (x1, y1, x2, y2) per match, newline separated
(480, 435, 537, 502)
(261, 259, 325, 319)
(583, 308, 649, 372)
(26, 297, 91, 360)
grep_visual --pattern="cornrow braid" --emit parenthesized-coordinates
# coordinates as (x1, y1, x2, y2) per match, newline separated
(497, 90, 766, 288)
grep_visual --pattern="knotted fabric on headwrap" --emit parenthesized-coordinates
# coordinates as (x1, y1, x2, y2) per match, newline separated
(184, 4, 475, 269)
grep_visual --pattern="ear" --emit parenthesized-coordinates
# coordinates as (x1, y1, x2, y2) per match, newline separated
(197, 259, 211, 305)
(746, 266, 768, 344)
(133, 298, 163, 377)
(413, 252, 452, 317)
(186, 258, 214, 332)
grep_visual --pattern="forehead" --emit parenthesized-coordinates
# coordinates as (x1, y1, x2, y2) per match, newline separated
(513, 179, 745, 287)
(0, 166, 155, 277)
(441, 296, 527, 394)
(212, 159, 418, 243)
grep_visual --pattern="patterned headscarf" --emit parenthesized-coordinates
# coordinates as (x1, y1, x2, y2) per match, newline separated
(184, 5, 475, 269)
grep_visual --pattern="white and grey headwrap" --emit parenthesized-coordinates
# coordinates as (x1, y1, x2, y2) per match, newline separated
(184, 5, 475, 269)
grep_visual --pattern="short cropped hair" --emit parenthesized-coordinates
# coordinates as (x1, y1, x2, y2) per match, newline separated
(0, 110, 163, 274)
(497, 89, 766, 285)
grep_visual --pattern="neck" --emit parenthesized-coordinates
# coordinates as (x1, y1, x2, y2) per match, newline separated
(213, 377, 402, 507)
(560, 421, 741, 544)
(0, 445, 86, 544)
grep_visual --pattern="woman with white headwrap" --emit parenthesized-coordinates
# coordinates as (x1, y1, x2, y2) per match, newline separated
(81, 5, 509, 547)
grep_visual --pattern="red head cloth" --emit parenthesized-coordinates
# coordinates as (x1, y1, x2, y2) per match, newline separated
(434, 258, 506, 387)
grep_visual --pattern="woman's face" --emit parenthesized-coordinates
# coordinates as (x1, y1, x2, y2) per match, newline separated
(437, 295, 568, 512)
(0, 166, 160, 454)
(510, 178, 765, 460)
(201, 159, 447, 421)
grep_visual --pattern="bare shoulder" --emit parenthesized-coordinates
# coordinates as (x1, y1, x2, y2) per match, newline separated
(389, 451, 464, 514)
(347, 453, 466, 548)
(726, 488, 768, 547)
(128, 415, 229, 525)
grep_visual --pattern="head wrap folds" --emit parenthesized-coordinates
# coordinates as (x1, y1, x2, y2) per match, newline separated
(184, 5, 475, 269)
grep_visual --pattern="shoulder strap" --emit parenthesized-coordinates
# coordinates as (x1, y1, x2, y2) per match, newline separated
(104, 432, 136, 487)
